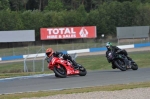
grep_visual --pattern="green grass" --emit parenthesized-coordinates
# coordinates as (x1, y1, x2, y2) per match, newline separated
(0, 81, 150, 99)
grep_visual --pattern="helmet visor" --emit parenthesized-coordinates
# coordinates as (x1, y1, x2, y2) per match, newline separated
(46, 52, 52, 57)
(106, 45, 111, 49)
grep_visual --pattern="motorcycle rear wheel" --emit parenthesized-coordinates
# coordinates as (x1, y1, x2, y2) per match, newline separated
(53, 65, 67, 78)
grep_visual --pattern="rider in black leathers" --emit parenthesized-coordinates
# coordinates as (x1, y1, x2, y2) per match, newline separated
(105, 42, 133, 69)
(45, 48, 80, 69)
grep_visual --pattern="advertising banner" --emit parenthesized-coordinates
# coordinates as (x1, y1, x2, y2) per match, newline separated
(40, 26, 97, 40)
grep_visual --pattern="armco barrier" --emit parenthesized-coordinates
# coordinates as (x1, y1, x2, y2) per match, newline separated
(67, 49, 89, 54)
(90, 47, 107, 52)
(134, 42, 150, 48)
(1, 55, 23, 61)
(0, 42, 150, 61)
(23, 53, 46, 59)
(118, 44, 134, 49)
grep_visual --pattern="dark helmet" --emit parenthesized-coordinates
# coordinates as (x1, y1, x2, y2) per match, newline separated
(106, 42, 112, 49)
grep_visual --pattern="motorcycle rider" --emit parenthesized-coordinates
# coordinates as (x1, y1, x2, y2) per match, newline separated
(105, 42, 133, 69)
(45, 48, 81, 69)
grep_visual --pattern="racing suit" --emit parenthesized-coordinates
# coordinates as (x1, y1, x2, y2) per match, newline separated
(106, 46, 133, 69)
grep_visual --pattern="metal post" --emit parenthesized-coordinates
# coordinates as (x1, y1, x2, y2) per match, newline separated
(33, 47, 42, 72)
(42, 56, 46, 72)
(24, 55, 29, 72)
(24, 59, 26, 72)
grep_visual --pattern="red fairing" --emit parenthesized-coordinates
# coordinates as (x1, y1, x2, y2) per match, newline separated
(48, 57, 79, 75)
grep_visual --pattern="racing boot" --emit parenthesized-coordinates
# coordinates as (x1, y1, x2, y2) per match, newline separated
(71, 60, 79, 69)
(72, 60, 84, 70)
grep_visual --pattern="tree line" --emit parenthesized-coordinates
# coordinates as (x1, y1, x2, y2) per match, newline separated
(0, 0, 150, 40)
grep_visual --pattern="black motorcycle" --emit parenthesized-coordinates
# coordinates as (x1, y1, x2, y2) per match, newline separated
(108, 50, 138, 71)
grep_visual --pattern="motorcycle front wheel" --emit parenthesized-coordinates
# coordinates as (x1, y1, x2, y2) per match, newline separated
(131, 62, 138, 70)
(114, 59, 127, 71)
(78, 65, 87, 76)
(53, 64, 67, 78)
(55, 74, 60, 78)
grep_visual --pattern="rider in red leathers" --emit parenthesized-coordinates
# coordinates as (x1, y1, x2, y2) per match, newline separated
(45, 48, 80, 69)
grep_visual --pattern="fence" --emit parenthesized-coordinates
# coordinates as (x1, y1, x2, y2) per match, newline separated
(0, 37, 150, 57)
(23, 53, 77, 72)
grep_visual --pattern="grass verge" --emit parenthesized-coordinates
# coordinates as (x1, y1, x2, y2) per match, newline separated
(0, 81, 150, 99)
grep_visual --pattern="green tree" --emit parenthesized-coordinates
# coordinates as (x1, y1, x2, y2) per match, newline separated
(43, 11, 65, 27)
(9, 0, 29, 11)
(63, 5, 87, 26)
(0, 10, 23, 30)
(21, 0, 28, 10)
(21, 10, 44, 39)
(0, 0, 10, 10)
(44, 0, 64, 11)
(76, 5, 87, 25)
(135, 3, 150, 25)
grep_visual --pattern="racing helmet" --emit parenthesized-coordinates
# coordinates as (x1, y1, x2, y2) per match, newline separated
(46, 48, 54, 57)
(106, 42, 112, 49)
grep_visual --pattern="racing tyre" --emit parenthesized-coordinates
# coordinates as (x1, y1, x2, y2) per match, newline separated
(53, 65, 67, 78)
(114, 59, 127, 71)
(55, 74, 60, 78)
(78, 65, 87, 76)
(131, 62, 138, 70)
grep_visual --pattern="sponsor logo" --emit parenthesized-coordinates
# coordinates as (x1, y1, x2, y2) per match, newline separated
(79, 27, 88, 38)
(47, 28, 76, 39)
(40, 26, 96, 40)
(47, 28, 76, 35)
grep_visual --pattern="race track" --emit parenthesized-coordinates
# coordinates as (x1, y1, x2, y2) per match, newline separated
(0, 47, 150, 95)
(0, 67, 150, 94)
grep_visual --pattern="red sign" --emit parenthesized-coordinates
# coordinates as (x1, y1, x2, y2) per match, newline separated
(40, 26, 97, 40)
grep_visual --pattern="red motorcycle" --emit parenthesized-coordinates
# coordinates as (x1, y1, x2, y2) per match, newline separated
(46, 56, 87, 78)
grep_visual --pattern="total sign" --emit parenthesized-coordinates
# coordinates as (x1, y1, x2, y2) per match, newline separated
(40, 26, 97, 40)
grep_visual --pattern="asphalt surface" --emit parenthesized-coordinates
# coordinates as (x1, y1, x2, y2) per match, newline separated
(0, 67, 150, 94)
